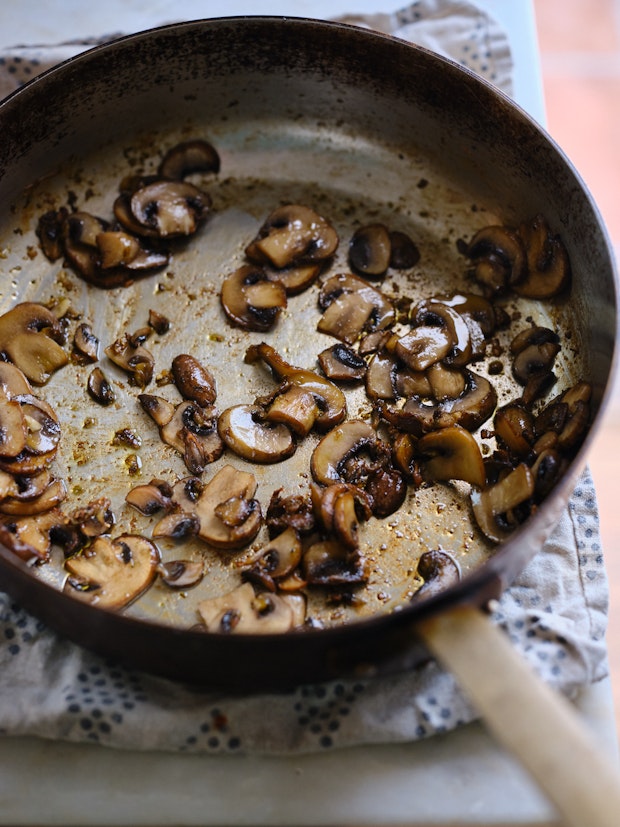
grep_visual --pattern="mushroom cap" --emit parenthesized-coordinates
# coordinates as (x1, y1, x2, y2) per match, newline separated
(417, 425, 486, 488)
(197, 582, 304, 633)
(246, 204, 338, 269)
(310, 419, 378, 486)
(129, 179, 211, 237)
(220, 265, 287, 332)
(157, 138, 221, 180)
(348, 222, 392, 278)
(192, 464, 262, 549)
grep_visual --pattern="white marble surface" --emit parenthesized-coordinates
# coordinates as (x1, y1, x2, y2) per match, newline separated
(0, 2, 614, 825)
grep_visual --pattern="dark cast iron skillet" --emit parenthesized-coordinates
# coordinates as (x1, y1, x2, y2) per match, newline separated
(0, 18, 618, 824)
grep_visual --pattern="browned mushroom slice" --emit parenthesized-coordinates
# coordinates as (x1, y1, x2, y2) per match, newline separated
(536, 381, 592, 455)
(245, 342, 347, 431)
(73, 323, 99, 363)
(95, 230, 142, 269)
(471, 463, 534, 543)
(158, 138, 221, 179)
(0, 477, 67, 516)
(138, 393, 176, 428)
(191, 464, 262, 549)
(310, 420, 379, 486)
(221, 265, 287, 332)
(426, 363, 467, 401)
(197, 582, 304, 633)
(0, 508, 67, 562)
(218, 404, 295, 463)
(382, 369, 497, 436)
(16, 394, 61, 456)
(242, 526, 302, 591)
(36, 207, 69, 261)
(434, 292, 506, 339)
(318, 343, 367, 382)
(467, 224, 527, 292)
(62, 211, 109, 280)
(125, 479, 173, 515)
(64, 534, 161, 609)
(0, 392, 26, 458)
(158, 559, 204, 589)
(514, 214, 571, 299)
(302, 539, 367, 586)
(70, 497, 116, 538)
(105, 334, 154, 388)
(317, 273, 394, 345)
(152, 509, 201, 541)
(0, 362, 32, 398)
(348, 223, 391, 278)
(0, 446, 58, 477)
(87, 367, 116, 406)
(409, 300, 472, 367)
(266, 489, 316, 537)
(129, 180, 211, 238)
(388, 325, 453, 372)
(246, 205, 338, 269)
(0, 303, 68, 385)
(494, 402, 535, 460)
(266, 262, 322, 295)
(365, 351, 399, 400)
(510, 326, 561, 386)
(312, 482, 373, 534)
(171, 354, 217, 407)
(531, 448, 566, 501)
(417, 425, 485, 488)
(161, 401, 224, 474)
(412, 550, 460, 600)
(264, 385, 320, 437)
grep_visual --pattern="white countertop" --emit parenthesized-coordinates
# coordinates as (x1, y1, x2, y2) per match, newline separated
(0, 2, 615, 825)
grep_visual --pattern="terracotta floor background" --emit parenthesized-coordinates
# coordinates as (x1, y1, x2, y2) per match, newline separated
(532, 0, 620, 747)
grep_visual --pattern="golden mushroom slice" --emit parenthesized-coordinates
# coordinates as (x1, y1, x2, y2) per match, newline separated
(157, 138, 221, 179)
(0, 303, 68, 385)
(220, 265, 287, 332)
(466, 223, 527, 293)
(0, 362, 33, 398)
(197, 581, 306, 633)
(471, 463, 534, 543)
(218, 404, 296, 464)
(515, 214, 571, 299)
(64, 534, 161, 609)
(412, 550, 461, 601)
(192, 464, 262, 549)
(416, 425, 486, 488)
(245, 342, 347, 431)
(171, 354, 217, 407)
(241, 526, 303, 591)
(317, 272, 395, 345)
(0, 392, 26, 458)
(129, 179, 211, 238)
(246, 204, 338, 269)
(106, 334, 154, 388)
(348, 222, 392, 278)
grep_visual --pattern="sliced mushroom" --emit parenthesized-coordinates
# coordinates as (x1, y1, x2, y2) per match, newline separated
(510, 326, 561, 386)
(171, 354, 217, 407)
(0, 477, 67, 516)
(197, 582, 304, 633)
(152, 509, 201, 541)
(125, 479, 173, 515)
(417, 425, 486, 488)
(318, 343, 367, 382)
(467, 224, 527, 292)
(245, 342, 347, 431)
(317, 272, 395, 345)
(246, 205, 338, 269)
(302, 539, 367, 586)
(16, 394, 61, 456)
(158, 138, 221, 179)
(388, 325, 453, 372)
(242, 526, 302, 591)
(494, 402, 535, 460)
(158, 558, 204, 589)
(311, 420, 378, 486)
(471, 463, 534, 543)
(409, 300, 473, 367)
(263, 384, 321, 437)
(36, 207, 68, 261)
(348, 223, 391, 277)
(0, 508, 67, 562)
(0, 303, 68, 385)
(413, 550, 460, 600)
(64, 534, 161, 609)
(381, 369, 497, 436)
(221, 265, 287, 332)
(266, 489, 316, 537)
(70, 497, 115, 538)
(514, 214, 571, 299)
(192, 464, 262, 549)
(426, 363, 467, 401)
(73, 323, 99, 362)
(163, 401, 224, 474)
(266, 262, 322, 295)
(128, 179, 211, 238)
(105, 334, 154, 388)
(87, 367, 116, 406)
(148, 309, 171, 335)
(0, 392, 26, 458)
(0, 362, 32, 398)
(218, 404, 295, 463)
(389, 230, 420, 269)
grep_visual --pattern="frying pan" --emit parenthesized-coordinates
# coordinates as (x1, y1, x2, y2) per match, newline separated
(0, 17, 618, 825)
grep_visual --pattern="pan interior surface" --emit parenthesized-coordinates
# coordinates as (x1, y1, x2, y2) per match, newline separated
(0, 19, 614, 678)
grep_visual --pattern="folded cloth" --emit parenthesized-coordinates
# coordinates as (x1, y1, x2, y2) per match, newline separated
(0, 2, 608, 755)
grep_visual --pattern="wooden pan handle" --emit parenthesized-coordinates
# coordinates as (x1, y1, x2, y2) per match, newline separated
(417, 604, 620, 827)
